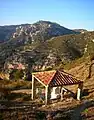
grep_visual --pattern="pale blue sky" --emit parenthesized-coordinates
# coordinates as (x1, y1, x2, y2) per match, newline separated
(0, 0, 94, 30)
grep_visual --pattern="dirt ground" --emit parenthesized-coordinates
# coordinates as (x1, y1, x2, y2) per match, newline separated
(0, 62, 94, 119)
(11, 89, 32, 94)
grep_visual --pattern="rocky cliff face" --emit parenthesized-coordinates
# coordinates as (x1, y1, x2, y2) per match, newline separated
(11, 20, 78, 45)
(0, 21, 78, 71)
(0, 31, 94, 73)
(0, 21, 77, 43)
(0, 21, 94, 74)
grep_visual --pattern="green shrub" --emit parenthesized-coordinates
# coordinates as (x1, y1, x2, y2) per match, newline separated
(10, 69, 24, 80)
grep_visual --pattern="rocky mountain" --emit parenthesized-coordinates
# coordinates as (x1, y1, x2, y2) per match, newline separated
(0, 30, 94, 73)
(73, 29, 88, 33)
(0, 21, 94, 77)
(0, 24, 30, 43)
(0, 21, 78, 43)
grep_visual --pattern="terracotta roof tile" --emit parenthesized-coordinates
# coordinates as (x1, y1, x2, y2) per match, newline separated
(49, 71, 83, 87)
(34, 71, 56, 85)
(33, 70, 83, 86)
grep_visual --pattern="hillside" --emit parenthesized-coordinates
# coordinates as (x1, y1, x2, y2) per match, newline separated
(0, 25, 94, 119)
(0, 21, 77, 43)
(73, 29, 88, 33)
(0, 57, 94, 120)
(0, 21, 78, 71)
(0, 30, 94, 75)
(0, 21, 94, 79)
(0, 24, 29, 43)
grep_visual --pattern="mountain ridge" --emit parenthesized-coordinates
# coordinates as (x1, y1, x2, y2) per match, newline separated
(0, 20, 94, 79)
(0, 30, 94, 73)
(0, 20, 78, 43)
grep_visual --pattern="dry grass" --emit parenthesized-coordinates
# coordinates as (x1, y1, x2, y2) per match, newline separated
(0, 59, 94, 119)
(0, 79, 32, 102)
(0, 79, 31, 90)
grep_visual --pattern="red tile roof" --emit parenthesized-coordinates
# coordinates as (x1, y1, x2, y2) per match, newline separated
(33, 71, 56, 85)
(49, 71, 83, 87)
(33, 70, 83, 87)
